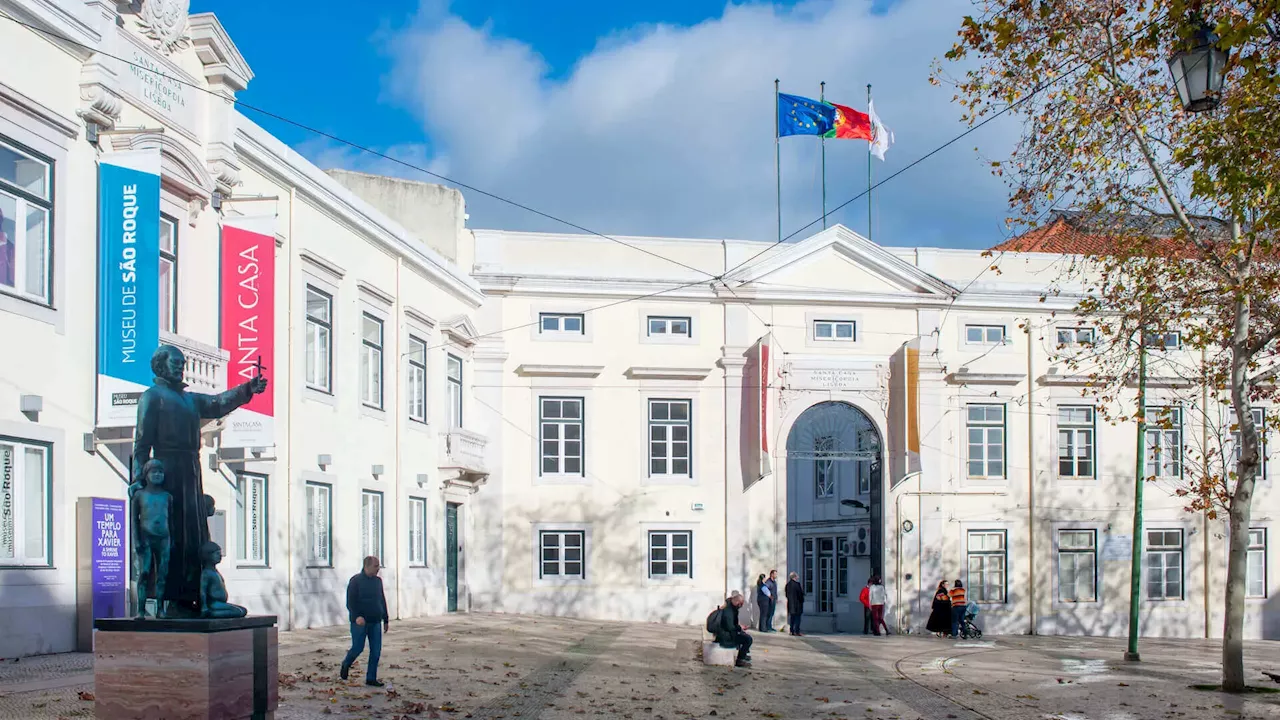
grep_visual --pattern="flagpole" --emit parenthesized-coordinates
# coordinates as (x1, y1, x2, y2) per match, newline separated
(775, 78, 781, 246)
(867, 83, 873, 241)
(820, 81, 827, 230)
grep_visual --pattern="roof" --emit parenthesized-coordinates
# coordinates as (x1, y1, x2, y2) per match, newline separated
(991, 210, 1231, 255)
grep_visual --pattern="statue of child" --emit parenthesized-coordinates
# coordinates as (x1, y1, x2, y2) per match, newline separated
(131, 459, 172, 619)
(199, 542, 248, 619)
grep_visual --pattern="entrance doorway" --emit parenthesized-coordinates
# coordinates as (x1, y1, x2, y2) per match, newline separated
(446, 503, 459, 612)
(785, 401, 883, 633)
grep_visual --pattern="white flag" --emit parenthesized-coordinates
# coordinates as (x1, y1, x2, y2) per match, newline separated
(869, 100, 894, 161)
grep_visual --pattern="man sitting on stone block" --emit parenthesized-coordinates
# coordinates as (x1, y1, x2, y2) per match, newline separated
(712, 591, 752, 668)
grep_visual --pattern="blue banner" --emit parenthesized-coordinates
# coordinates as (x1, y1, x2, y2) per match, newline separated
(96, 150, 160, 428)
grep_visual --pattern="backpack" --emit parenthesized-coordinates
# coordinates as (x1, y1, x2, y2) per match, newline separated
(706, 607, 723, 634)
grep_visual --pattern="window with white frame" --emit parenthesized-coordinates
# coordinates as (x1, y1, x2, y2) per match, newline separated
(1247, 528, 1267, 598)
(540, 312, 583, 334)
(408, 497, 427, 567)
(966, 530, 1007, 603)
(802, 538, 814, 594)
(360, 313, 384, 408)
(649, 399, 691, 477)
(1057, 529, 1097, 602)
(837, 537, 850, 596)
(360, 490, 383, 560)
(965, 324, 1006, 345)
(1145, 529, 1184, 600)
(159, 215, 177, 333)
(1230, 408, 1267, 481)
(814, 319, 856, 342)
(304, 287, 332, 392)
(966, 404, 1006, 478)
(648, 315, 691, 337)
(1145, 406, 1182, 478)
(1057, 406, 1096, 478)
(304, 482, 331, 567)
(1056, 326, 1095, 347)
(0, 438, 50, 566)
(539, 530, 584, 579)
(0, 137, 53, 304)
(447, 354, 463, 427)
(540, 397, 584, 475)
(407, 335, 427, 423)
(235, 472, 267, 565)
(648, 531, 691, 578)
(1143, 331, 1182, 349)
(814, 435, 836, 498)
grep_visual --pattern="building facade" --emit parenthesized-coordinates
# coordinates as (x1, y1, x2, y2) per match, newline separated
(1, 1, 1275, 660)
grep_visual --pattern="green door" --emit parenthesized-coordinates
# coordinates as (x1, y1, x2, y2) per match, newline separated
(446, 503, 459, 612)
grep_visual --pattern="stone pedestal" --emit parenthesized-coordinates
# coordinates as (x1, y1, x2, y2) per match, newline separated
(93, 615, 279, 720)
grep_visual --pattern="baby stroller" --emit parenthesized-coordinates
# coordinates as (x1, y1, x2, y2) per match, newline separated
(959, 601, 982, 639)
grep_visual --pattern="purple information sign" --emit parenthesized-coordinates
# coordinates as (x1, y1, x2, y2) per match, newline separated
(91, 498, 128, 619)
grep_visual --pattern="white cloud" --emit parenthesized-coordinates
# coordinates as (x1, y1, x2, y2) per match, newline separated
(324, 0, 1019, 250)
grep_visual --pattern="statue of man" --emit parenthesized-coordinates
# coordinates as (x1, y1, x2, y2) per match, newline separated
(132, 345, 267, 617)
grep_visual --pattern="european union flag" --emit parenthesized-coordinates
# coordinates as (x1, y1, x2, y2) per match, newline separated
(778, 93, 835, 137)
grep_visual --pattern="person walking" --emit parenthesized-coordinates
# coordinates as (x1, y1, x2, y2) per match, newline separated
(858, 579, 873, 635)
(341, 556, 390, 686)
(755, 574, 772, 632)
(868, 575, 890, 635)
(926, 581, 952, 637)
(948, 578, 967, 639)
(765, 570, 780, 632)
(784, 571, 805, 636)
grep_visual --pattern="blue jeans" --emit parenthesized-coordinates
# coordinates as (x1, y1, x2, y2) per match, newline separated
(951, 606, 966, 637)
(342, 620, 383, 681)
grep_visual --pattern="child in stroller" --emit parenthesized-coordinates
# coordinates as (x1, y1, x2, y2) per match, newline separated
(959, 601, 982, 639)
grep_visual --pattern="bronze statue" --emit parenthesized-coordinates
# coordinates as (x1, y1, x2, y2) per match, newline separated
(199, 542, 247, 619)
(130, 459, 172, 619)
(131, 344, 267, 618)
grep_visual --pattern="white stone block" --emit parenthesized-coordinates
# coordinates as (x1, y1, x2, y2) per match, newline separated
(702, 641, 736, 667)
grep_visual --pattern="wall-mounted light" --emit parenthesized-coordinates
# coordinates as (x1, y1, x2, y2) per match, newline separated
(416, 474, 429, 487)
(20, 394, 42, 422)
(317, 454, 332, 471)
(371, 464, 385, 478)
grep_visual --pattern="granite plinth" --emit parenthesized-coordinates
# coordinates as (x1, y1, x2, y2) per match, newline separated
(94, 614, 278, 720)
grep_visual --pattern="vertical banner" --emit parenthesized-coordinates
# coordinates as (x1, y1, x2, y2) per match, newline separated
(219, 215, 276, 448)
(759, 333, 774, 479)
(741, 334, 774, 489)
(905, 338, 921, 476)
(887, 339, 922, 487)
(96, 150, 161, 428)
(90, 498, 128, 618)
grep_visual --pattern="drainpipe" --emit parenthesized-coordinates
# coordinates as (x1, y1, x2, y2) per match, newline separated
(285, 186, 297, 630)
(395, 257, 404, 620)
(1026, 316, 1036, 635)
(1202, 346, 1211, 638)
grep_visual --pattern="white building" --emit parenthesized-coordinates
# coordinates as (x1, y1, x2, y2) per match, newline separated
(0, 1, 1275, 660)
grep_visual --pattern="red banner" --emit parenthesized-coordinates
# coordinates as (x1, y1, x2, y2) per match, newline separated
(219, 218, 275, 448)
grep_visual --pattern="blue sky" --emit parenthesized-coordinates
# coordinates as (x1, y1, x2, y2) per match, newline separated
(195, 0, 1015, 250)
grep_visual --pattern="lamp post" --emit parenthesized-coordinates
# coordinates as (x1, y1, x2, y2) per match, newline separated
(1167, 15, 1229, 113)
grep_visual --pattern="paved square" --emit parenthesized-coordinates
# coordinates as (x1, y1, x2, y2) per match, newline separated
(1, 614, 1278, 719)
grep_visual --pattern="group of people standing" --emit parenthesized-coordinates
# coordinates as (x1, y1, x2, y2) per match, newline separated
(926, 578, 976, 638)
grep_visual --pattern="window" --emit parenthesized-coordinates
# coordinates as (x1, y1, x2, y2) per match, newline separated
(802, 538, 814, 594)
(837, 537, 849, 597)
(407, 335, 427, 423)
(360, 490, 383, 560)
(649, 399, 691, 477)
(1229, 409, 1267, 481)
(1143, 331, 1182, 349)
(540, 312, 584, 334)
(1056, 326, 1095, 346)
(1145, 529, 1184, 600)
(447, 354, 463, 427)
(648, 531, 691, 578)
(1057, 406, 1096, 478)
(539, 397, 584, 476)
(1247, 528, 1267, 598)
(814, 320, 856, 342)
(966, 404, 1006, 478)
(1145, 406, 1182, 478)
(814, 435, 836, 498)
(235, 472, 267, 565)
(159, 215, 177, 333)
(965, 324, 1006, 345)
(648, 316, 691, 337)
(1057, 529, 1097, 602)
(408, 497, 427, 567)
(0, 438, 50, 566)
(0, 137, 53, 304)
(304, 482, 331, 567)
(360, 313, 384, 409)
(966, 530, 1007, 603)
(304, 287, 332, 392)
(539, 530, 584, 579)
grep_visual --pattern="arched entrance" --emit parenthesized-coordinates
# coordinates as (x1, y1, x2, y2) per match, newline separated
(785, 401, 883, 633)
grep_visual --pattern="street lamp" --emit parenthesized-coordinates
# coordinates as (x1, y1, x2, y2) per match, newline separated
(1167, 16, 1228, 113)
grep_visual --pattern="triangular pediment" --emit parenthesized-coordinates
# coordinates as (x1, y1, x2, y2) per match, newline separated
(729, 225, 956, 298)
(442, 315, 479, 346)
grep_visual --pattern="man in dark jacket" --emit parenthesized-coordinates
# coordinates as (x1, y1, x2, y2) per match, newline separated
(784, 571, 805, 636)
(715, 591, 752, 667)
(341, 556, 390, 686)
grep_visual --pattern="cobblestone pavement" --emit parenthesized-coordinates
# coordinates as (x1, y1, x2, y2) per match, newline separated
(1, 615, 1278, 719)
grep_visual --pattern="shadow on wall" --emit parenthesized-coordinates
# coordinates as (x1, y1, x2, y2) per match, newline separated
(0, 580, 67, 658)
(735, 533, 782, 628)
(229, 525, 348, 631)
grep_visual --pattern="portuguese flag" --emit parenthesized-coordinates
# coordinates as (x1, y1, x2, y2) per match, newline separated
(824, 102, 872, 141)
